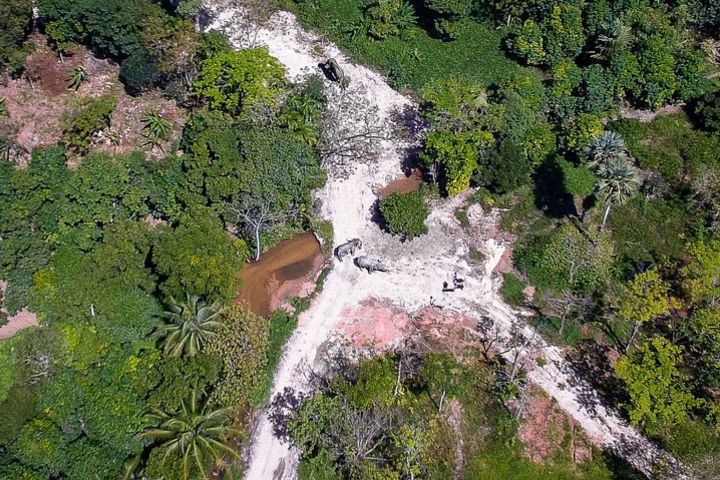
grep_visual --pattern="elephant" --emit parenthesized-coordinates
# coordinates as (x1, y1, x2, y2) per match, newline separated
(354, 256, 389, 273)
(321, 58, 344, 82)
(335, 238, 362, 261)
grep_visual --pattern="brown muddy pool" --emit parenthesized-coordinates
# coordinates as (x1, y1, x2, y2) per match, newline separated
(236, 232, 323, 317)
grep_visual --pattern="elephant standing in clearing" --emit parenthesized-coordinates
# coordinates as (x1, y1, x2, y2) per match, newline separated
(335, 238, 362, 261)
(354, 256, 389, 273)
(322, 58, 344, 82)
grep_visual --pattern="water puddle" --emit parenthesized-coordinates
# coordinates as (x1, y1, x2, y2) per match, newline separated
(236, 232, 323, 317)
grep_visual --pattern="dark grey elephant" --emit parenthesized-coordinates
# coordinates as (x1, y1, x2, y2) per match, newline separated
(354, 256, 389, 273)
(322, 58, 344, 82)
(335, 238, 362, 261)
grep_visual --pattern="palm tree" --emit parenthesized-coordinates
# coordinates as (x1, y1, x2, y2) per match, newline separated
(585, 131, 627, 169)
(592, 19, 632, 61)
(142, 390, 240, 480)
(141, 110, 172, 150)
(155, 294, 225, 357)
(68, 65, 88, 90)
(595, 155, 640, 230)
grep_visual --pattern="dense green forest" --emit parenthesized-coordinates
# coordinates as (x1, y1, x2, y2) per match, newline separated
(0, 0, 720, 478)
(0, 1, 326, 478)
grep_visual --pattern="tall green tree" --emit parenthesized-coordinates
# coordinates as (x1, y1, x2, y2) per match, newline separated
(193, 48, 285, 114)
(152, 207, 246, 301)
(143, 391, 239, 480)
(155, 294, 225, 358)
(594, 156, 640, 230)
(615, 337, 702, 432)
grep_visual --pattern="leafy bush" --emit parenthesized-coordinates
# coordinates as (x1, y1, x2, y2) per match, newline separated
(556, 156, 595, 197)
(365, 0, 416, 39)
(38, 0, 170, 59)
(690, 87, 720, 134)
(485, 140, 532, 193)
(423, 0, 473, 39)
(61, 95, 116, 153)
(119, 51, 159, 94)
(193, 48, 285, 114)
(379, 191, 429, 239)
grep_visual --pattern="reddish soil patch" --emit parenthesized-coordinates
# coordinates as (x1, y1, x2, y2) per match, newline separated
(493, 245, 514, 274)
(338, 298, 413, 349)
(337, 300, 480, 353)
(414, 307, 477, 342)
(0, 35, 184, 164)
(0, 309, 39, 340)
(376, 169, 423, 199)
(24, 38, 83, 97)
(236, 233, 324, 317)
(518, 388, 594, 465)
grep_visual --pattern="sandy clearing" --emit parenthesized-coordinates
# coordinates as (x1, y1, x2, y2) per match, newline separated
(207, 4, 688, 479)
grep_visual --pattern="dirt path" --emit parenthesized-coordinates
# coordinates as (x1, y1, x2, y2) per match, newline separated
(208, 5, 688, 479)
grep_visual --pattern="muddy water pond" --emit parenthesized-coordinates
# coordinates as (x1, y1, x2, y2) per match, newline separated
(236, 232, 323, 317)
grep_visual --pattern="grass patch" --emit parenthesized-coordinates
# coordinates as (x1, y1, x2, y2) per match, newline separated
(469, 248, 486, 263)
(612, 113, 720, 181)
(292, 0, 524, 90)
(454, 207, 470, 228)
(500, 272, 526, 307)
(255, 309, 298, 405)
(530, 315, 584, 347)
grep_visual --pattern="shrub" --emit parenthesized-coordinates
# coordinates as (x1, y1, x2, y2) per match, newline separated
(562, 113, 603, 152)
(690, 88, 720, 134)
(500, 273, 526, 306)
(0, 0, 33, 73)
(514, 224, 613, 294)
(485, 140, 532, 193)
(61, 95, 116, 153)
(580, 64, 615, 115)
(365, 0, 416, 40)
(119, 52, 159, 94)
(379, 191, 429, 240)
(422, 0, 473, 39)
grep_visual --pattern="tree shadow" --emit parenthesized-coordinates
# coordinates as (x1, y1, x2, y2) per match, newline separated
(565, 339, 628, 408)
(533, 156, 577, 218)
(371, 197, 390, 234)
(268, 386, 305, 442)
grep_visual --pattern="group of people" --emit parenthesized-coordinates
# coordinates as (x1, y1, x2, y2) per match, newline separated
(443, 272, 465, 292)
(430, 272, 467, 308)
